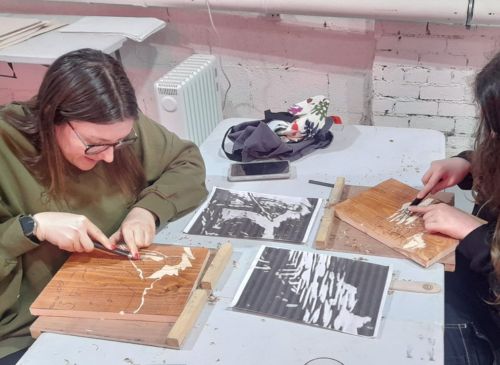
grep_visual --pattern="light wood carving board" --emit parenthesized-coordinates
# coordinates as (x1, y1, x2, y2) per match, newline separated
(30, 242, 233, 349)
(333, 179, 458, 268)
(316, 184, 456, 271)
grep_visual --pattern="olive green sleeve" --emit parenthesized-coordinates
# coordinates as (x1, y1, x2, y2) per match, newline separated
(0, 208, 38, 283)
(133, 114, 208, 229)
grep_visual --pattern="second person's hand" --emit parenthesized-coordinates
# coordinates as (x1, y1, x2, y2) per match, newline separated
(416, 157, 472, 199)
(409, 203, 484, 240)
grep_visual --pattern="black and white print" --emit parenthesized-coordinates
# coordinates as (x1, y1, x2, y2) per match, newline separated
(232, 246, 392, 337)
(184, 188, 321, 244)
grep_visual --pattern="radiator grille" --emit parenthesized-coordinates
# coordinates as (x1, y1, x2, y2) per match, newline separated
(154, 54, 222, 146)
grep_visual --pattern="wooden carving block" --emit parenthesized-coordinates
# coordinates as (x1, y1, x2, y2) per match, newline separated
(316, 185, 456, 271)
(30, 316, 175, 346)
(30, 244, 210, 322)
(334, 179, 459, 268)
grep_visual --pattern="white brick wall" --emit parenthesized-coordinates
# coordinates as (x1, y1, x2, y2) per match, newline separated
(438, 102, 477, 117)
(420, 85, 465, 101)
(372, 21, 500, 156)
(394, 100, 438, 115)
(0, 1, 498, 160)
(454, 117, 478, 134)
(373, 80, 420, 98)
(427, 69, 453, 84)
(404, 67, 428, 83)
(410, 115, 455, 133)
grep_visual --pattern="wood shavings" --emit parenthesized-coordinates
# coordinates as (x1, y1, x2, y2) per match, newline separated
(123, 358, 138, 365)
(208, 294, 219, 304)
(402, 233, 426, 250)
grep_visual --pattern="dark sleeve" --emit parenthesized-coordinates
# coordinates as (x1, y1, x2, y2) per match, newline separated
(454, 150, 474, 190)
(458, 222, 494, 275)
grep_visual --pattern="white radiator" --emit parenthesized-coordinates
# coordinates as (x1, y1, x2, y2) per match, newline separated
(154, 54, 223, 146)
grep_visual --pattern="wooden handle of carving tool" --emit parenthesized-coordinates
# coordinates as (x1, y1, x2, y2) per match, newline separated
(390, 279, 442, 294)
(315, 177, 346, 246)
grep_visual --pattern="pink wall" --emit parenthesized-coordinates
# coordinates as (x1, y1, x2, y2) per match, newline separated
(0, 1, 375, 124)
(2, 1, 498, 154)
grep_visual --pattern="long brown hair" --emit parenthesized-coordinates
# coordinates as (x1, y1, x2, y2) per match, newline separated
(471, 51, 500, 303)
(2, 48, 145, 199)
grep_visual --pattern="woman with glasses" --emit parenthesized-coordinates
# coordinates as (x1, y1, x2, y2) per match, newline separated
(0, 48, 207, 362)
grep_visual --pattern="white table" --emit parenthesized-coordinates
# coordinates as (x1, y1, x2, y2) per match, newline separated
(18, 119, 446, 365)
(0, 14, 127, 65)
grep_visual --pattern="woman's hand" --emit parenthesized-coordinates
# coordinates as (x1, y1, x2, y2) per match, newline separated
(409, 203, 484, 239)
(416, 157, 471, 199)
(109, 207, 156, 259)
(33, 212, 111, 252)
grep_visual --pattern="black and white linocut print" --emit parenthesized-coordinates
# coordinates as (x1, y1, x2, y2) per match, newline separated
(184, 187, 321, 244)
(232, 246, 392, 337)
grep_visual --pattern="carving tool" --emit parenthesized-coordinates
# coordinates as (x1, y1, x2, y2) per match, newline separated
(404, 192, 429, 215)
(93, 242, 133, 259)
(409, 195, 427, 208)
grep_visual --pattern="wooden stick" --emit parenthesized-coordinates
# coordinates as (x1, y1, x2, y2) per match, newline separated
(167, 243, 233, 348)
(201, 242, 233, 290)
(390, 279, 441, 294)
(315, 177, 346, 246)
(166, 289, 208, 348)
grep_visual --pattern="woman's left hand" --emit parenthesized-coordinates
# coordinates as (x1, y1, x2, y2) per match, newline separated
(110, 207, 156, 258)
(409, 203, 484, 239)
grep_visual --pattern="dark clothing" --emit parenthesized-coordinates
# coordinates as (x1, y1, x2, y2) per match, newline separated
(445, 252, 497, 365)
(222, 110, 333, 162)
(445, 152, 500, 364)
(0, 348, 27, 365)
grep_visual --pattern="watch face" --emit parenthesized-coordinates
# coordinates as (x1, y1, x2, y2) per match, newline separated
(19, 215, 35, 236)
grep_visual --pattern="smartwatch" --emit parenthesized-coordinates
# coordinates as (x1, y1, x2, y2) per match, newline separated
(19, 215, 40, 244)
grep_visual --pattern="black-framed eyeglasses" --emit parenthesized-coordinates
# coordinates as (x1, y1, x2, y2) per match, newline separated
(67, 121, 138, 155)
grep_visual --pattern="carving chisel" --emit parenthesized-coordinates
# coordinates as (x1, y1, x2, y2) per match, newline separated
(93, 242, 133, 259)
(409, 197, 424, 207)
(308, 179, 335, 188)
(405, 192, 429, 215)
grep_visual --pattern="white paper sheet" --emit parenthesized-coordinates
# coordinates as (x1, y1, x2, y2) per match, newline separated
(231, 245, 393, 338)
(184, 187, 322, 244)
(58, 16, 166, 42)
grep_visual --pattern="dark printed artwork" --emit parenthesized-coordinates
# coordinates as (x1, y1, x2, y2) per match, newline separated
(232, 246, 392, 337)
(184, 188, 321, 244)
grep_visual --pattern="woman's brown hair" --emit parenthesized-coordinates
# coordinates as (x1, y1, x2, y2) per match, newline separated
(471, 51, 500, 303)
(2, 48, 146, 199)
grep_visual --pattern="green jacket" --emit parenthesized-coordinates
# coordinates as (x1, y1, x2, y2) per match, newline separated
(0, 103, 208, 357)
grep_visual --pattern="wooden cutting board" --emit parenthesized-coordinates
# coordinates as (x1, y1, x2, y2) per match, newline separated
(333, 179, 459, 268)
(316, 185, 455, 271)
(30, 244, 210, 322)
